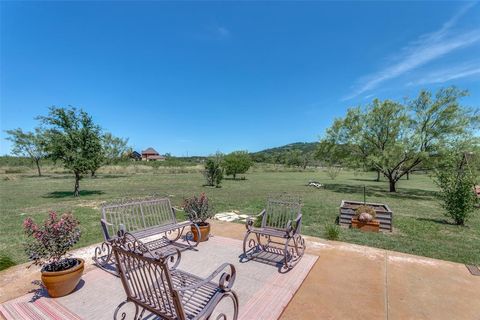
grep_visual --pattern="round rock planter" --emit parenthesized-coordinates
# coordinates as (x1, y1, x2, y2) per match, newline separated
(41, 258, 84, 298)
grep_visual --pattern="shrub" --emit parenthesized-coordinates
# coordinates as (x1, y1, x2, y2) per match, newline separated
(325, 224, 341, 240)
(326, 165, 341, 180)
(183, 193, 212, 225)
(204, 156, 223, 187)
(435, 156, 478, 225)
(23, 212, 81, 271)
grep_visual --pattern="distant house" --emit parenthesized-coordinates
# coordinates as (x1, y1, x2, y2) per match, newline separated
(130, 151, 142, 161)
(141, 147, 165, 161)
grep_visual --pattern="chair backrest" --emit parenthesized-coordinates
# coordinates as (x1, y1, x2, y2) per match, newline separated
(102, 198, 177, 239)
(111, 232, 185, 320)
(262, 197, 302, 230)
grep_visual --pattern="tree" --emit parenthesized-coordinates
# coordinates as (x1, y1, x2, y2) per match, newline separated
(5, 128, 46, 176)
(320, 87, 478, 192)
(102, 132, 129, 164)
(435, 150, 478, 225)
(40, 107, 103, 196)
(223, 151, 252, 179)
(204, 153, 223, 187)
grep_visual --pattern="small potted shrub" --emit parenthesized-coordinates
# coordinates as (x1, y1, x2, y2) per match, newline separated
(23, 211, 83, 297)
(351, 205, 379, 232)
(183, 193, 212, 242)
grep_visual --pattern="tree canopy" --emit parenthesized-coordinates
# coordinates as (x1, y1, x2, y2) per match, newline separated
(223, 151, 252, 179)
(319, 87, 479, 192)
(5, 128, 46, 176)
(40, 107, 103, 196)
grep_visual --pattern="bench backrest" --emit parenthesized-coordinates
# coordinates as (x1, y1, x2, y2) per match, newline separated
(102, 198, 177, 240)
(111, 233, 185, 320)
(263, 198, 301, 231)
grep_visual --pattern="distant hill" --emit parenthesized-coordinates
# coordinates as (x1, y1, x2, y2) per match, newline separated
(252, 142, 318, 155)
(250, 142, 319, 164)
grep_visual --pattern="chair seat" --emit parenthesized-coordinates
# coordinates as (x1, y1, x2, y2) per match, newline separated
(172, 270, 220, 319)
(135, 270, 219, 320)
(249, 226, 289, 238)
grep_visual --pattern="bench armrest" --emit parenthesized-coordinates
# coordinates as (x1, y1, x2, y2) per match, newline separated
(100, 219, 113, 241)
(176, 263, 236, 293)
(246, 209, 265, 231)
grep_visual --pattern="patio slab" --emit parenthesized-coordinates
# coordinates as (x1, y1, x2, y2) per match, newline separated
(1, 220, 480, 319)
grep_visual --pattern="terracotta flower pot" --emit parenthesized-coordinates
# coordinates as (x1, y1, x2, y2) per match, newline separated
(41, 258, 84, 298)
(191, 223, 210, 242)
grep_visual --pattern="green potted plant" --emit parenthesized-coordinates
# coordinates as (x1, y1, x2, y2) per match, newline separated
(23, 211, 83, 297)
(183, 193, 212, 242)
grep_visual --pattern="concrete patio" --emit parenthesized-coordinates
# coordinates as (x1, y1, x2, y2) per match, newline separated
(1, 220, 479, 319)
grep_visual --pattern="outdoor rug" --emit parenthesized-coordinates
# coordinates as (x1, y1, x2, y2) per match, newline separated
(0, 236, 317, 320)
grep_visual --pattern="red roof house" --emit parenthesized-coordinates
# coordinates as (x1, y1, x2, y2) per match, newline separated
(141, 147, 165, 161)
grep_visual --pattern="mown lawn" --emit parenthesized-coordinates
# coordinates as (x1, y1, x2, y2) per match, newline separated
(1, 169, 479, 269)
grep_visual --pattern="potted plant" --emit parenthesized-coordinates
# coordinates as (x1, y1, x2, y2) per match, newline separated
(351, 205, 380, 232)
(183, 193, 212, 242)
(23, 211, 83, 298)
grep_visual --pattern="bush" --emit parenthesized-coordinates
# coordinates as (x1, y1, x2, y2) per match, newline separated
(23, 212, 81, 271)
(435, 156, 478, 225)
(324, 224, 341, 240)
(204, 155, 223, 187)
(326, 165, 341, 180)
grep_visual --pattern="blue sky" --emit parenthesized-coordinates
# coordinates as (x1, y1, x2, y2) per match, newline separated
(1, 1, 479, 156)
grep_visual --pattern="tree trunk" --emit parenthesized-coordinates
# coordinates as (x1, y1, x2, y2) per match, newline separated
(406, 171, 410, 180)
(35, 159, 42, 177)
(388, 179, 397, 192)
(233, 173, 236, 180)
(376, 170, 380, 182)
(74, 173, 81, 197)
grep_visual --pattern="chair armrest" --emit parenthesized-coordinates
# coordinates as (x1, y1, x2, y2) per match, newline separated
(286, 213, 302, 236)
(176, 263, 236, 292)
(246, 209, 265, 231)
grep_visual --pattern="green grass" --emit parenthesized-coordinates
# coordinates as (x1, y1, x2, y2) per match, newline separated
(1, 169, 479, 271)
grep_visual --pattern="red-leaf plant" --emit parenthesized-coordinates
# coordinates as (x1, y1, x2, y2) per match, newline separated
(183, 193, 212, 226)
(23, 212, 81, 272)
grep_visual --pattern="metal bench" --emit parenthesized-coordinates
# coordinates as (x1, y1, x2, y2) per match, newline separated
(242, 197, 305, 270)
(111, 231, 239, 320)
(93, 197, 200, 275)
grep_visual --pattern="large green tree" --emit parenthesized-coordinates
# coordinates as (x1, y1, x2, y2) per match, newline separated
(40, 107, 103, 196)
(319, 87, 478, 192)
(5, 128, 46, 176)
(223, 151, 252, 179)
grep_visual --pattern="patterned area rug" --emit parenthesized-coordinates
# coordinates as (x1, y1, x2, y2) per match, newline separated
(0, 296, 81, 320)
(0, 236, 317, 320)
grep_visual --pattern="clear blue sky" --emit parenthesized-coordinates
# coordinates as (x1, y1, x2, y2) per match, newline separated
(1, 1, 479, 156)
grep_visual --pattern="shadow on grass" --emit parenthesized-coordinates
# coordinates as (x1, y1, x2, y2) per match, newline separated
(224, 177, 248, 181)
(415, 217, 456, 225)
(325, 183, 437, 200)
(43, 190, 105, 198)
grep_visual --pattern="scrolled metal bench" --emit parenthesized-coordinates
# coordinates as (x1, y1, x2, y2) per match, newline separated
(93, 197, 200, 275)
(242, 197, 305, 271)
(111, 231, 239, 320)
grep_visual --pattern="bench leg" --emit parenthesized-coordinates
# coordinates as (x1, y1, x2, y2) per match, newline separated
(93, 241, 118, 276)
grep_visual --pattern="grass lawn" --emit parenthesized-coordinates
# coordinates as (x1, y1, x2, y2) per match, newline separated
(1, 169, 479, 269)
